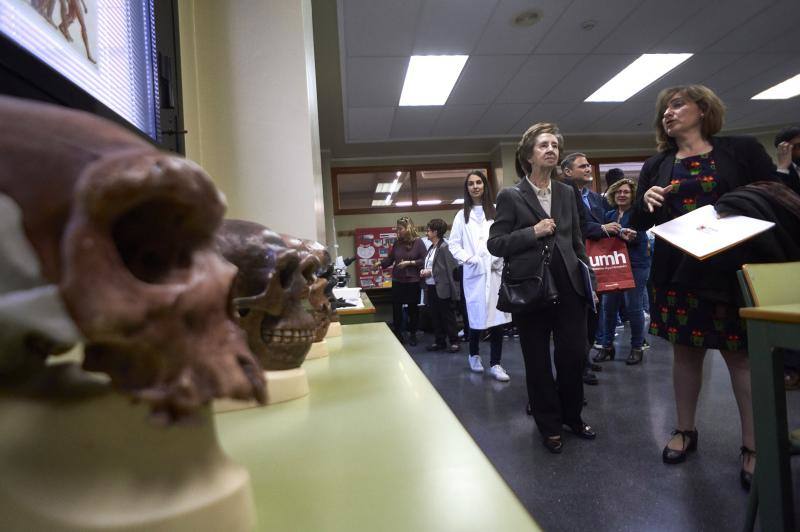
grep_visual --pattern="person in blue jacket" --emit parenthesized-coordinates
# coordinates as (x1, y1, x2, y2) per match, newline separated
(594, 178, 651, 365)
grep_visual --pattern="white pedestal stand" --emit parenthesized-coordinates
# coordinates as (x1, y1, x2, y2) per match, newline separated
(325, 321, 342, 338)
(215, 367, 309, 414)
(305, 339, 329, 360)
(0, 364, 255, 532)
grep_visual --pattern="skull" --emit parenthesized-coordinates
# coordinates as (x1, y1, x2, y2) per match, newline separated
(0, 96, 265, 421)
(217, 220, 319, 371)
(281, 236, 335, 342)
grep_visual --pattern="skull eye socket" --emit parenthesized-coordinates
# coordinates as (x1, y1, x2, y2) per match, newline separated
(112, 199, 210, 284)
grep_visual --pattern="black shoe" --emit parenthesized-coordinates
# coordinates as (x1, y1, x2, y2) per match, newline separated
(583, 370, 599, 386)
(740, 446, 755, 491)
(408, 333, 418, 347)
(662, 429, 698, 464)
(590, 362, 603, 372)
(565, 422, 596, 440)
(626, 347, 644, 365)
(447, 343, 461, 353)
(426, 343, 445, 352)
(542, 436, 563, 454)
(526, 403, 533, 416)
(592, 346, 615, 363)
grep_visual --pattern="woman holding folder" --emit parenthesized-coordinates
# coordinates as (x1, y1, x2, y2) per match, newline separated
(631, 84, 777, 488)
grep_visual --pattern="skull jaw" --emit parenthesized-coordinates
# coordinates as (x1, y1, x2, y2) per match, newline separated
(238, 309, 317, 371)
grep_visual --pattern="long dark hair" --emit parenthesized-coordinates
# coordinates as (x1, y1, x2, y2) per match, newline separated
(463, 170, 496, 223)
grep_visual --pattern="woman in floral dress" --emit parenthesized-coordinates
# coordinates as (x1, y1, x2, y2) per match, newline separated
(631, 84, 778, 489)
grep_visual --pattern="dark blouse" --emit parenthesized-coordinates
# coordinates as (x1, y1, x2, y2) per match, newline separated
(381, 238, 427, 283)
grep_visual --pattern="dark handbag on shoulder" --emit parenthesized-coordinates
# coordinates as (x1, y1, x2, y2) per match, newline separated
(496, 242, 559, 313)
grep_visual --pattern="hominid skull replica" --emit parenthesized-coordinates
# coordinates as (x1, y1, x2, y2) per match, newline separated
(0, 96, 266, 421)
(281, 236, 335, 342)
(217, 220, 319, 371)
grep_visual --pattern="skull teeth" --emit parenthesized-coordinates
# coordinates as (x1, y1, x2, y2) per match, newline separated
(263, 329, 315, 344)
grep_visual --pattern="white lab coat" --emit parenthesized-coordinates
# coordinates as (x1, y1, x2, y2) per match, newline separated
(449, 206, 510, 330)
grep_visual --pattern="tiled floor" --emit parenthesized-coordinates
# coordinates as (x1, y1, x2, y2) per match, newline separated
(405, 325, 800, 531)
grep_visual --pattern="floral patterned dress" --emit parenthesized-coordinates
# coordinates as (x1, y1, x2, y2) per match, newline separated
(647, 152, 746, 351)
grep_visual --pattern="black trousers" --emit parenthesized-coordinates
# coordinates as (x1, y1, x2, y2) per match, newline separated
(391, 281, 420, 336)
(458, 274, 470, 340)
(586, 307, 598, 366)
(513, 250, 587, 438)
(469, 325, 504, 366)
(427, 285, 459, 345)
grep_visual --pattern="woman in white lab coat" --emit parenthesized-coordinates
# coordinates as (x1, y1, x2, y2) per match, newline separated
(449, 170, 511, 382)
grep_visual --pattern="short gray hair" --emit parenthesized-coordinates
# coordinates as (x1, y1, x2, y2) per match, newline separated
(560, 152, 587, 173)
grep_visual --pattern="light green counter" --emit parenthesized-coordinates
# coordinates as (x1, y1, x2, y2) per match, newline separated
(215, 322, 539, 532)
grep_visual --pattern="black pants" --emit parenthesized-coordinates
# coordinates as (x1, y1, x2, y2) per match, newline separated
(427, 285, 458, 345)
(469, 325, 504, 366)
(391, 281, 419, 336)
(458, 276, 470, 340)
(514, 250, 586, 438)
(586, 307, 598, 366)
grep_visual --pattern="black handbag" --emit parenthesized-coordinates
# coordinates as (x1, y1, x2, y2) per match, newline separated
(496, 242, 559, 314)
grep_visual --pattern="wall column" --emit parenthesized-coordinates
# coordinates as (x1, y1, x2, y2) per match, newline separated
(178, 0, 325, 242)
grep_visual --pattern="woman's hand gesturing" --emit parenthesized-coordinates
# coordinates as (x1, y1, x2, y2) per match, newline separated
(643, 184, 674, 212)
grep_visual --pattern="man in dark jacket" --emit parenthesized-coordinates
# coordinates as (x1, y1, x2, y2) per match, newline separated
(561, 152, 613, 385)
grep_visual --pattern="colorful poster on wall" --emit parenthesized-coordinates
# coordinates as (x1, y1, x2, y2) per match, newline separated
(354, 226, 397, 288)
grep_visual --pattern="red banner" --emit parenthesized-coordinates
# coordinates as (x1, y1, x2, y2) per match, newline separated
(585, 238, 635, 293)
(354, 226, 397, 288)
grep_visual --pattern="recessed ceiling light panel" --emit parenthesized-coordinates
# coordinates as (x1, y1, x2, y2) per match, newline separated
(399, 55, 468, 106)
(585, 53, 693, 103)
(752, 72, 800, 100)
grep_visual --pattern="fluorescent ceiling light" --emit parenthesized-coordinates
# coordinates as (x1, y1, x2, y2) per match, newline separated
(752, 72, 800, 100)
(395, 201, 412, 207)
(585, 53, 693, 103)
(375, 182, 402, 193)
(371, 199, 391, 207)
(399, 55, 468, 106)
(417, 199, 442, 206)
(451, 198, 465, 204)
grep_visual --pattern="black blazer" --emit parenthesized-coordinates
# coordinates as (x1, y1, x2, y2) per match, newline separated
(778, 165, 800, 196)
(426, 241, 460, 301)
(562, 179, 604, 241)
(488, 177, 593, 298)
(630, 135, 778, 302)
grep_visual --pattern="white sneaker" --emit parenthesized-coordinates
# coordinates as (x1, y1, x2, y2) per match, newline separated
(489, 364, 510, 382)
(468, 355, 484, 373)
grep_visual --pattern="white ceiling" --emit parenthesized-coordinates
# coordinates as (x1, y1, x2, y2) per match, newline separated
(335, 0, 800, 145)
